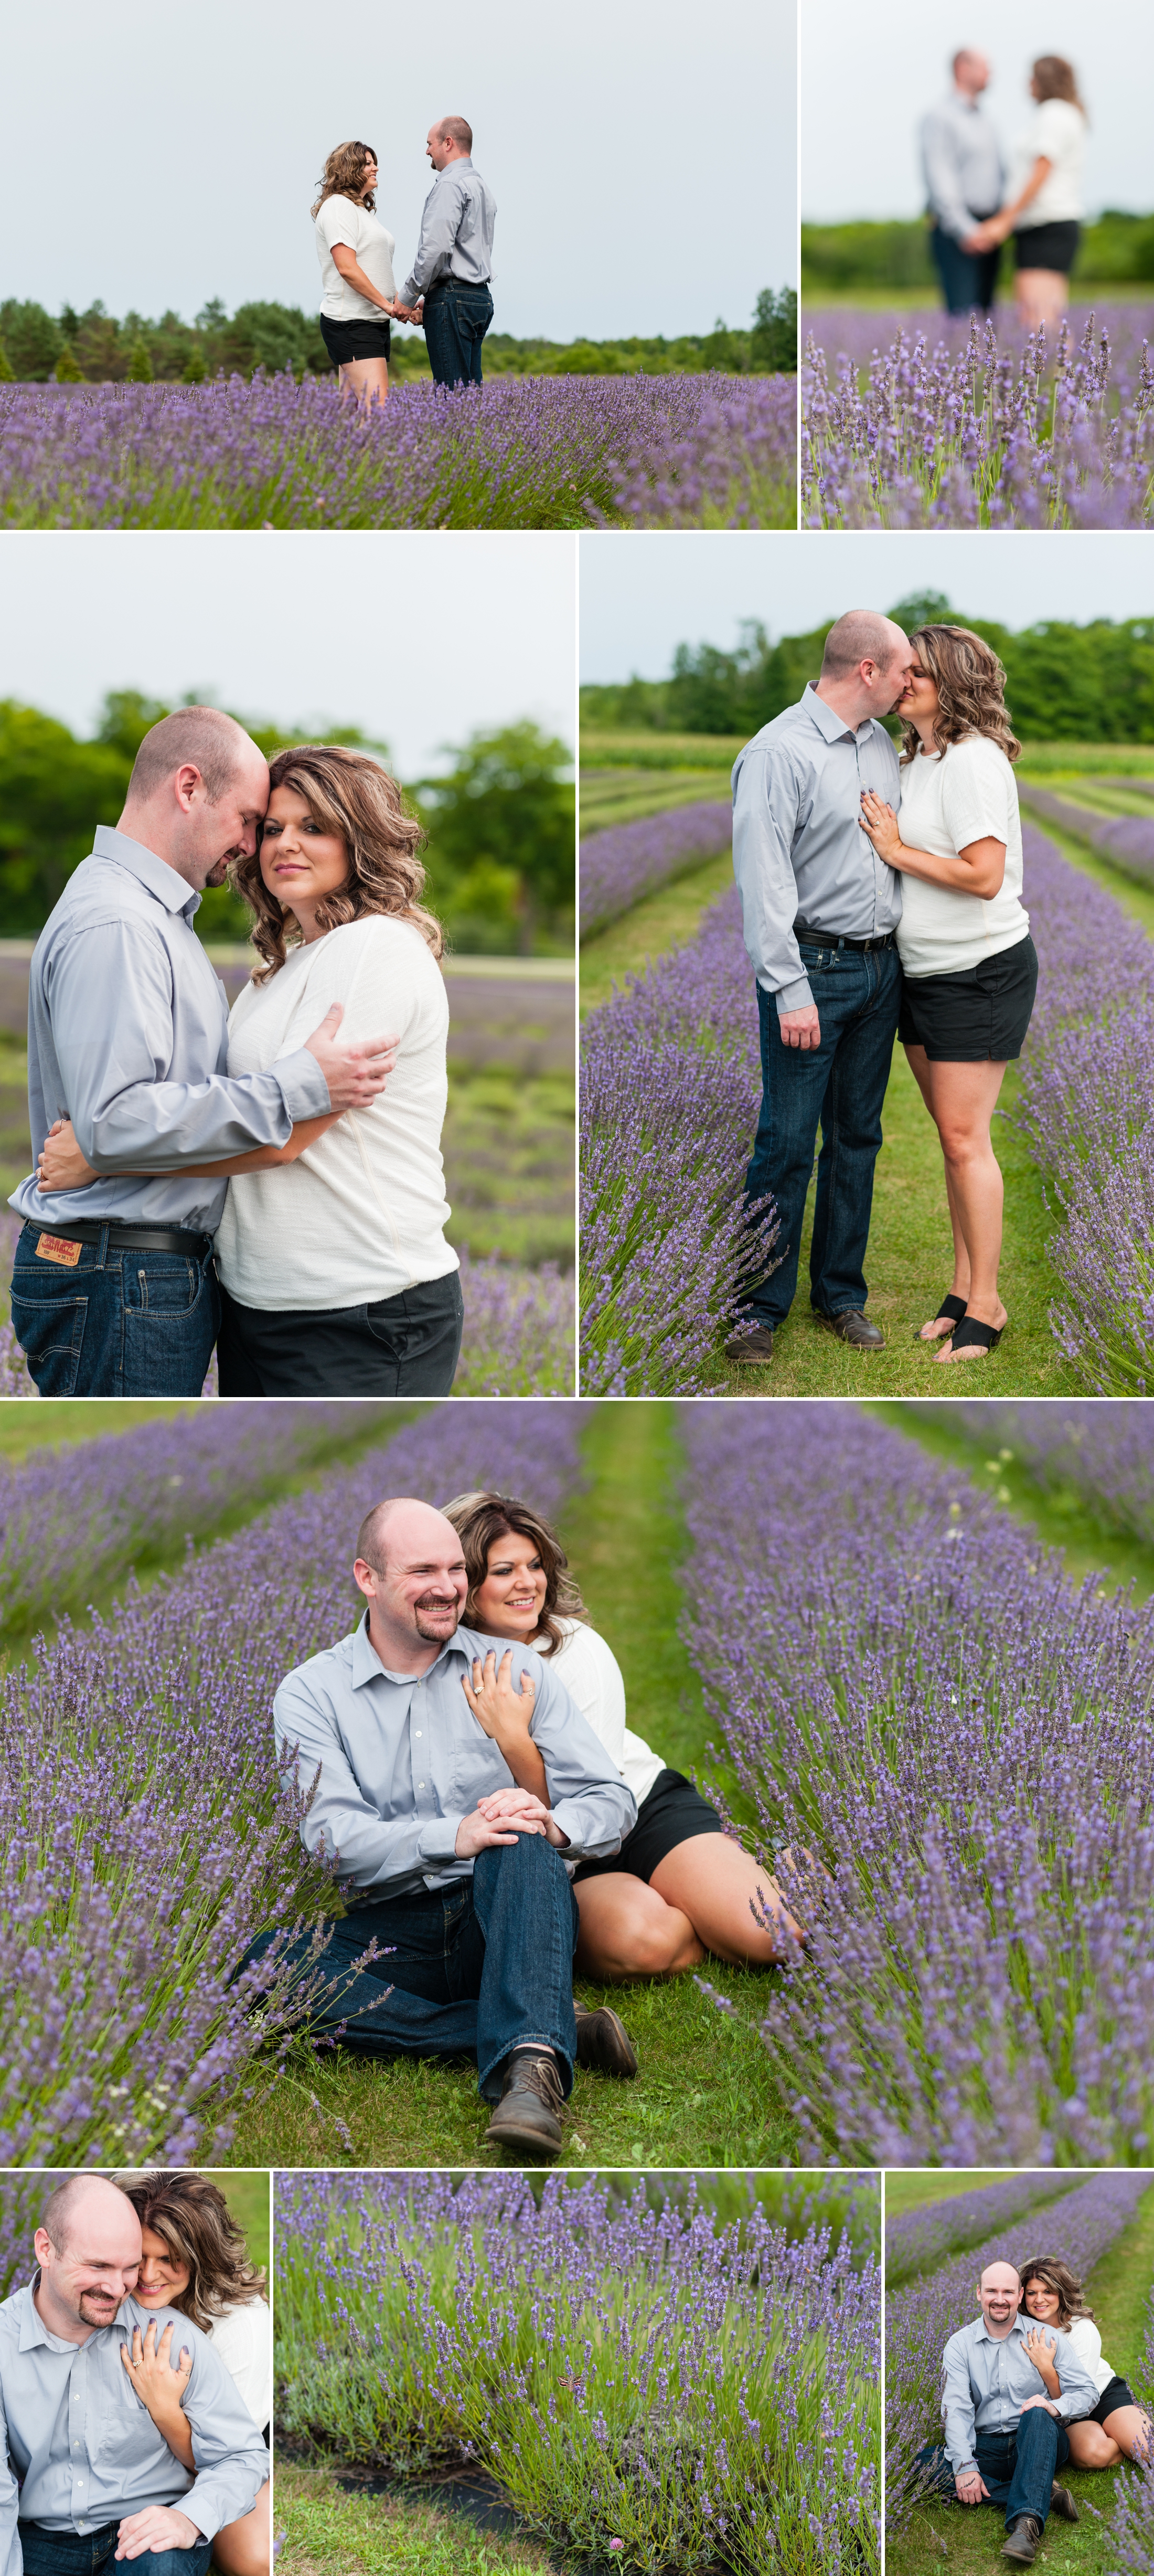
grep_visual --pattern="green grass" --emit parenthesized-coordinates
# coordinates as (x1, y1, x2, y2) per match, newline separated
(882, 1405, 1154, 1604)
(581, 769, 731, 833)
(0, 1398, 199, 1460)
(442, 1069, 574, 1269)
(890, 2183, 1154, 2576)
(275, 2458, 553, 2576)
(227, 1398, 792, 2170)
(580, 730, 748, 772)
(580, 848, 735, 1012)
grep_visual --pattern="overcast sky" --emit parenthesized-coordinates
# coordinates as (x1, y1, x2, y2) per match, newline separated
(802, 0, 1150, 221)
(0, 535, 575, 773)
(580, 534, 1153, 679)
(3, 0, 795, 345)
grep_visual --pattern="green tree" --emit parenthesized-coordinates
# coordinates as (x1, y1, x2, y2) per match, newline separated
(220, 303, 329, 379)
(413, 723, 575, 955)
(0, 704, 133, 933)
(53, 342, 85, 383)
(126, 336, 154, 383)
(750, 285, 797, 373)
(182, 344, 208, 383)
(0, 342, 14, 384)
(886, 591, 961, 636)
(0, 300, 62, 380)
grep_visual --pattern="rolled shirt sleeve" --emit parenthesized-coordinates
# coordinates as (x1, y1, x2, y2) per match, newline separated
(173, 2334, 269, 2540)
(732, 743, 814, 1013)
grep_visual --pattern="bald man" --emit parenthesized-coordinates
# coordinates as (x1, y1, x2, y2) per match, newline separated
(920, 51, 1005, 313)
(915, 2260, 1096, 2562)
(397, 118, 496, 386)
(9, 707, 397, 1395)
(246, 1496, 638, 2157)
(726, 614, 914, 1365)
(0, 2175, 267, 2576)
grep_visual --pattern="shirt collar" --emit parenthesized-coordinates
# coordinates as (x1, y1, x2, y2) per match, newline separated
(349, 1606, 466, 1690)
(92, 824, 202, 919)
(974, 2312, 1027, 2345)
(800, 683, 877, 748)
(432, 156, 473, 179)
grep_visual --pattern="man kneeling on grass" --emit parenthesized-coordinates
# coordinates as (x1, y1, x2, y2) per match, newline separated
(917, 2260, 1099, 2563)
(0, 2176, 268, 2576)
(249, 1497, 639, 2156)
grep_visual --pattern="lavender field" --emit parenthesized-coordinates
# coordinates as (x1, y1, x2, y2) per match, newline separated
(802, 306, 1154, 528)
(579, 800, 732, 935)
(275, 2169, 880, 2576)
(0, 371, 798, 530)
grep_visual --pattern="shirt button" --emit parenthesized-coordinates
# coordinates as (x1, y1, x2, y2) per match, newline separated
(418, 1781, 426, 1790)
(414, 1731, 422, 1739)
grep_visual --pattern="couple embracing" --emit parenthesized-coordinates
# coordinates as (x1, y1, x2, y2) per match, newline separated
(726, 612, 1038, 1369)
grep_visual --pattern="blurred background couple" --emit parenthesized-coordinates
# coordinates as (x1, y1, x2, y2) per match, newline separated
(11, 708, 464, 1399)
(922, 49, 1086, 327)
(312, 119, 496, 402)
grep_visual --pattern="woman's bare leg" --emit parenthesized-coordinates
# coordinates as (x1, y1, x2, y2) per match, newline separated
(575, 1873, 704, 1979)
(920, 1057, 1010, 1357)
(211, 2481, 270, 2576)
(649, 1835, 804, 1966)
(337, 355, 390, 406)
(904, 1043, 971, 1335)
(1015, 269, 1070, 332)
(1065, 2421, 1121, 2470)
(1099, 2402, 1153, 2464)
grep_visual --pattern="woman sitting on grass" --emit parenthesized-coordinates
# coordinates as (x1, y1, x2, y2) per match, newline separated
(1020, 2258, 1152, 2469)
(442, 1488, 803, 1979)
(116, 2171, 271, 2576)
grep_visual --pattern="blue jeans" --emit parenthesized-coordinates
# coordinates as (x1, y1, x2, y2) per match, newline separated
(917, 2414, 1070, 2528)
(244, 1832, 579, 2102)
(423, 280, 494, 385)
(9, 1225, 219, 1395)
(929, 221, 1001, 314)
(19, 2521, 212, 2576)
(741, 940, 901, 1327)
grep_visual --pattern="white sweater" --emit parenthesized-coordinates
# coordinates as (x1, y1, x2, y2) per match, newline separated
(213, 917, 459, 1312)
(210, 2296, 272, 2430)
(546, 1620, 665, 1807)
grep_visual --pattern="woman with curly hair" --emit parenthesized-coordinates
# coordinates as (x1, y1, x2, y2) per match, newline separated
(312, 141, 402, 405)
(116, 2172, 270, 2576)
(1019, 2257, 1151, 2470)
(38, 744, 462, 1395)
(859, 624, 1037, 1362)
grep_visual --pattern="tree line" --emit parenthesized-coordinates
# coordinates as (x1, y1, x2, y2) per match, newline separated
(801, 210, 1154, 293)
(0, 288, 796, 386)
(0, 694, 574, 953)
(580, 598, 1154, 744)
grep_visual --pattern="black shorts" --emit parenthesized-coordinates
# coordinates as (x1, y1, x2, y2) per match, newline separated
(574, 1767, 724, 1885)
(898, 933, 1038, 1062)
(1090, 2375, 1136, 2424)
(216, 1271, 463, 1397)
(1013, 220, 1081, 275)
(319, 313, 392, 365)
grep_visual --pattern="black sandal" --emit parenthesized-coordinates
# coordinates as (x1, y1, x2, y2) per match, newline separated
(915, 1292, 967, 1344)
(941, 1315, 1003, 1357)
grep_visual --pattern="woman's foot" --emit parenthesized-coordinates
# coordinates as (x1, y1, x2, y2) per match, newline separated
(917, 1290, 969, 1343)
(935, 1300, 1007, 1362)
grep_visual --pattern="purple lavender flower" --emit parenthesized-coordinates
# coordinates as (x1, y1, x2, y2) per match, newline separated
(580, 802, 732, 936)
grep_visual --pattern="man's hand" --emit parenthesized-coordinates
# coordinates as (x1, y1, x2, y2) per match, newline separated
(304, 1003, 399, 1112)
(955, 2471, 989, 2505)
(115, 2507, 201, 2560)
(777, 1005, 821, 1051)
(461, 1649, 536, 1745)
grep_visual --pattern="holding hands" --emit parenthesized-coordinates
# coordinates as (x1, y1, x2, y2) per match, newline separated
(455, 1786, 568, 1856)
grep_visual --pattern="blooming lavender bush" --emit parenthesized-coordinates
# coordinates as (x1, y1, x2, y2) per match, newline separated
(453, 1251, 574, 1395)
(908, 1401, 1154, 1548)
(802, 311, 1154, 528)
(886, 2174, 1081, 2286)
(885, 2169, 1149, 2529)
(275, 2169, 880, 2576)
(1103, 2266, 1154, 2576)
(0, 372, 797, 531)
(0, 1401, 585, 2164)
(678, 1401, 1154, 2165)
(580, 803, 732, 936)
(1018, 783, 1154, 888)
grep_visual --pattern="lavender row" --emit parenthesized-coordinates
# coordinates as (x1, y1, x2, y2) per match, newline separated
(803, 301, 1154, 376)
(275, 2169, 880, 2575)
(802, 310, 1154, 528)
(886, 2173, 1081, 2285)
(0, 1401, 586, 2165)
(677, 1401, 1154, 2164)
(885, 2169, 1149, 2528)
(907, 1401, 1154, 1549)
(579, 800, 731, 935)
(451, 1250, 574, 1395)
(1018, 782, 1154, 887)
(1103, 2266, 1154, 2576)
(0, 372, 797, 531)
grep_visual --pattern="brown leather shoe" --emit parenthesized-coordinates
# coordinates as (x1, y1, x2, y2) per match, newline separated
(818, 1308, 884, 1350)
(485, 2047, 565, 2155)
(1001, 2516, 1043, 2562)
(723, 1324, 775, 1364)
(574, 2000, 638, 2078)
(1050, 2483, 1079, 2524)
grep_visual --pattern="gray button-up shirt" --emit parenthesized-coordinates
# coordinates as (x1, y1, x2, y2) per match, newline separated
(274, 1612, 636, 1900)
(0, 2278, 269, 2576)
(941, 2313, 1100, 2477)
(402, 159, 496, 301)
(920, 91, 1005, 240)
(11, 827, 330, 1234)
(731, 685, 903, 1012)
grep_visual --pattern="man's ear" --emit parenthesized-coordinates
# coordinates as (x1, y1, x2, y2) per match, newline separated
(33, 2228, 54, 2268)
(352, 1556, 379, 1602)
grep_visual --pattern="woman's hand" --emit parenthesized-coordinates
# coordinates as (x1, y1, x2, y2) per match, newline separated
(36, 1119, 97, 1192)
(1023, 2325, 1060, 2389)
(461, 1649, 537, 1748)
(859, 792, 904, 864)
(120, 2321, 195, 2465)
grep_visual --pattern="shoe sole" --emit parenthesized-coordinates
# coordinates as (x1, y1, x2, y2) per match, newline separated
(723, 1348, 774, 1366)
(484, 2115, 563, 2155)
(1050, 2495, 1079, 2524)
(576, 2006, 638, 2079)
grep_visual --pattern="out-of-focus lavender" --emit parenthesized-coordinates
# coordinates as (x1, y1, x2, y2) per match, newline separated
(1103, 2264, 1154, 2576)
(579, 802, 731, 936)
(1018, 782, 1154, 888)
(678, 1401, 1154, 2164)
(802, 310, 1154, 528)
(453, 1250, 574, 1394)
(804, 302, 1154, 375)
(0, 1322, 34, 1397)
(885, 2169, 1149, 2529)
(886, 2174, 1082, 2285)
(275, 2169, 880, 2575)
(0, 1401, 585, 2164)
(0, 372, 797, 531)
(0, 2174, 50, 2300)
(580, 888, 780, 1395)
(907, 1400, 1154, 1548)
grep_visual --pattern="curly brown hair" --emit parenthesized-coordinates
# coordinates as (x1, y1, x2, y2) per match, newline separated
(230, 743, 442, 982)
(441, 1491, 589, 1659)
(121, 2171, 266, 2335)
(1018, 2255, 1095, 2328)
(899, 624, 1021, 768)
(312, 142, 379, 219)
(1031, 57, 1085, 113)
